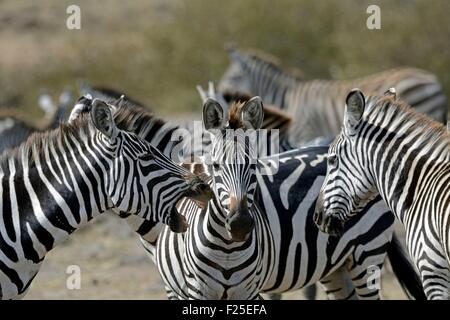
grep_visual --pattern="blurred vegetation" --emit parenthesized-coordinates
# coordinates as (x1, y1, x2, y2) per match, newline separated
(0, 0, 449, 119)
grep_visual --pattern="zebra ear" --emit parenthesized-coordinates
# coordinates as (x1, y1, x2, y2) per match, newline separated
(344, 89, 365, 132)
(241, 96, 264, 130)
(91, 99, 118, 139)
(203, 98, 224, 131)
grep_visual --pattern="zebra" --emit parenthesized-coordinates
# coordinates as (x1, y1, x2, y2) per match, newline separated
(197, 83, 316, 299)
(67, 95, 422, 299)
(0, 97, 212, 299)
(313, 88, 450, 299)
(218, 47, 448, 145)
(66, 91, 294, 248)
(145, 97, 424, 300)
(0, 89, 73, 155)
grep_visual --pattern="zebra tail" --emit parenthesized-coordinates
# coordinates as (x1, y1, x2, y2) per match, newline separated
(387, 232, 426, 300)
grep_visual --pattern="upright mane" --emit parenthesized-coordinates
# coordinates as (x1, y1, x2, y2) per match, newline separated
(0, 113, 93, 171)
(232, 48, 304, 80)
(111, 101, 173, 134)
(93, 87, 149, 109)
(227, 101, 247, 130)
(365, 95, 450, 149)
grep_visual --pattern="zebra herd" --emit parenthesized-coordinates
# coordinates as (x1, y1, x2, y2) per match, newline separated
(0, 47, 448, 300)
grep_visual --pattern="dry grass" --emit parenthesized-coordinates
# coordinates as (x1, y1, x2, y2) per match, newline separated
(0, 0, 448, 120)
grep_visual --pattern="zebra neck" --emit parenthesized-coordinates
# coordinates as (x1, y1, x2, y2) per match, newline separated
(246, 64, 297, 109)
(0, 137, 112, 261)
(363, 120, 450, 223)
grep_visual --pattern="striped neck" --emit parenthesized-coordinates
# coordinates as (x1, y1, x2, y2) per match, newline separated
(240, 56, 298, 109)
(0, 131, 113, 262)
(357, 101, 450, 223)
(112, 104, 180, 157)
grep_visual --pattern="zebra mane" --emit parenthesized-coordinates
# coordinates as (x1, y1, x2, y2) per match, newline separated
(222, 90, 253, 104)
(93, 87, 150, 110)
(228, 101, 247, 130)
(0, 112, 93, 171)
(232, 48, 281, 67)
(71, 98, 178, 139)
(231, 48, 304, 80)
(223, 92, 292, 136)
(365, 94, 450, 148)
(111, 100, 176, 134)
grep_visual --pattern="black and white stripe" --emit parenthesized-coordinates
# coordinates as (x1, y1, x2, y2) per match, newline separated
(68, 97, 420, 300)
(145, 98, 421, 300)
(314, 88, 449, 299)
(218, 48, 448, 144)
(0, 98, 210, 299)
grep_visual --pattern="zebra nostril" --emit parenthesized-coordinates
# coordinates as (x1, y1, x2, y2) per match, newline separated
(227, 211, 254, 242)
(324, 214, 344, 237)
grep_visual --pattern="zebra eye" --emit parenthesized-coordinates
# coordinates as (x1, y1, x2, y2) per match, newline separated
(212, 162, 221, 171)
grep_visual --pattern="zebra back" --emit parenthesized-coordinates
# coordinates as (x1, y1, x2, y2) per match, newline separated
(219, 48, 448, 144)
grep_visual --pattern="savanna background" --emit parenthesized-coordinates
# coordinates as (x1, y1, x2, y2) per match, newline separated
(0, 0, 448, 299)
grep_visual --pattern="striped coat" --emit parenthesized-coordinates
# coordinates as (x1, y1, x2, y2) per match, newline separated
(218, 48, 448, 144)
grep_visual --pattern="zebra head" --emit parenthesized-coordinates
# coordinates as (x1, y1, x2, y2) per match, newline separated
(203, 96, 264, 242)
(314, 88, 379, 236)
(218, 47, 253, 95)
(86, 98, 212, 233)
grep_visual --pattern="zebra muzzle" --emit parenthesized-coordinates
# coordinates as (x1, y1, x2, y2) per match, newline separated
(168, 206, 189, 233)
(183, 175, 214, 209)
(227, 208, 254, 242)
(314, 209, 345, 237)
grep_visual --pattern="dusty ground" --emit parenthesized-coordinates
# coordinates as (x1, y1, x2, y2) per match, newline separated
(24, 214, 407, 300)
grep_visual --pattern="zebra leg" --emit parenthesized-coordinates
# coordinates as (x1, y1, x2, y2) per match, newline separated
(347, 263, 382, 300)
(165, 286, 183, 300)
(319, 266, 358, 300)
(419, 261, 450, 300)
